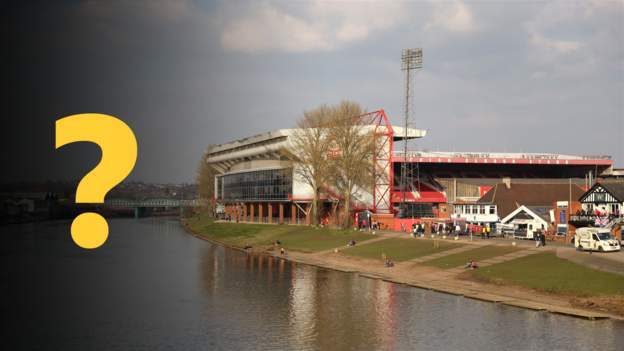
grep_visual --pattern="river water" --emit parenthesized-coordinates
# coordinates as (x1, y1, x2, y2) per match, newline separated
(3, 218, 623, 350)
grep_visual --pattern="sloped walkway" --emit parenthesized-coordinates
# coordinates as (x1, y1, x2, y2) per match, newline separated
(556, 248, 624, 276)
(446, 248, 542, 274)
(407, 244, 480, 263)
(314, 236, 390, 255)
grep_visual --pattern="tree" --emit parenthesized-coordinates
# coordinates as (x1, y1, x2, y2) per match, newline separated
(286, 105, 333, 225)
(196, 145, 216, 215)
(327, 101, 374, 228)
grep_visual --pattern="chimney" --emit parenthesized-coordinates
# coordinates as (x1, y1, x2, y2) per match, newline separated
(503, 177, 511, 189)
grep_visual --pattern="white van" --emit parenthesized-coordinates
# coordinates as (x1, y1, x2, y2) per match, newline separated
(574, 227, 621, 252)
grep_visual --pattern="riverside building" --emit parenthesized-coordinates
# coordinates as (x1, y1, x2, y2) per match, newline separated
(207, 109, 615, 230)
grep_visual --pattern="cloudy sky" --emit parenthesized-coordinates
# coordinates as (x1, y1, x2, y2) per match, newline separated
(3, 0, 623, 183)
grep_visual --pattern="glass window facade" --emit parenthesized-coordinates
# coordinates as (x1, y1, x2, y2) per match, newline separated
(221, 168, 292, 201)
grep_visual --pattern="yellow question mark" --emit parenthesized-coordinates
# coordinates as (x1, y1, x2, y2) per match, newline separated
(55, 114, 137, 249)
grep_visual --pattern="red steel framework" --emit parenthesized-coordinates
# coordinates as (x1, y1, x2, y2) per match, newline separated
(359, 109, 395, 214)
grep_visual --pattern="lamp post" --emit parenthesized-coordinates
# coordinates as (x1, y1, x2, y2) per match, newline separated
(400, 48, 422, 215)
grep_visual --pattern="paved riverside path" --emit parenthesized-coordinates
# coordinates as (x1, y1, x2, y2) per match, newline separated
(445, 247, 542, 274)
(314, 236, 390, 255)
(556, 248, 624, 276)
(306, 227, 622, 276)
(407, 244, 482, 263)
(267, 239, 618, 320)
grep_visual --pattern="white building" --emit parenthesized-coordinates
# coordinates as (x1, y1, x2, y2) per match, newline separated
(500, 205, 550, 239)
(207, 114, 425, 224)
(452, 203, 499, 225)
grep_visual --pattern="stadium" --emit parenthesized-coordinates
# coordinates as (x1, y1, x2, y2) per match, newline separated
(207, 109, 615, 229)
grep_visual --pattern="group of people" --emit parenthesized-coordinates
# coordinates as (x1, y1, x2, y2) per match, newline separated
(411, 223, 426, 236)
(357, 219, 380, 231)
(480, 226, 492, 239)
(576, 208, 622, 218)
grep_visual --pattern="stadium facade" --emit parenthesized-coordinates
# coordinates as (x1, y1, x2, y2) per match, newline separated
(207, 109, 614, 227)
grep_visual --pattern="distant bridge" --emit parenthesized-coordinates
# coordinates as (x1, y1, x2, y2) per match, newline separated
(105, 198, 203, 208)
(104, 198, 203, 218)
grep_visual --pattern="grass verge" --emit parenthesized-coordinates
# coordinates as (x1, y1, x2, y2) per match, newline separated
(342, 238, 462, 262)
(465, 252, 624, 296)
(184, 215, 374, 253)
(424, 245, 521, 269)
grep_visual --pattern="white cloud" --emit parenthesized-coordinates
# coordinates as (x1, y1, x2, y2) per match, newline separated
(523, 0, 623, 75)
(220, 5, 330, 53)
(426, 0, 475, 33)
(216, 0, 407, 53)
(528, 31, 582, 53)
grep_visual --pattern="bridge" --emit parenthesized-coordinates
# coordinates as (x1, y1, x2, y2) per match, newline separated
(104, 198, 203, 218)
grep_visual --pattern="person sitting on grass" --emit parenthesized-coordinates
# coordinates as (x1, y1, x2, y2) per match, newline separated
(347, 240, 356, 247)
(464, 259, 478, 269)
(384, 258, 394, 267)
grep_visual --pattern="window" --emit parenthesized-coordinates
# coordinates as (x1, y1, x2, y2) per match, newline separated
(216, 176, 223, 199)
(611, 203, 620, 214)
(221, 168, 292, 201)
(479, 206, 485, 214)
(489, 206, 495, 215)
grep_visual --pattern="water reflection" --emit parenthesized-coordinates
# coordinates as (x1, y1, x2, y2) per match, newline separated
(196, 227, 624, 351)
(6, 218, 622, 351)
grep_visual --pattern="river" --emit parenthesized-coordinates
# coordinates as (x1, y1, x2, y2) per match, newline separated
(3, 218, 623, 350)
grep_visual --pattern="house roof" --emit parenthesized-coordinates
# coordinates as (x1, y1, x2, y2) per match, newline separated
(501, 205, 550, 225)
(599, 182, 624, 202)
(478, 182, 584, 218)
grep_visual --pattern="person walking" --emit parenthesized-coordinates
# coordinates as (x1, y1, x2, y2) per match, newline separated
(540, 232, 546, 247)
(535, 232, 541, 248)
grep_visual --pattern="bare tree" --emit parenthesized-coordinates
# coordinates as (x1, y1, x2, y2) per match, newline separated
(196, 146, 216, 215)
(286, 105, 333, 225)
(327, 101, 374, 227)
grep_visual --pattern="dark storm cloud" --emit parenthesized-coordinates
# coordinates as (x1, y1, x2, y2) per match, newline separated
(3, 0, 623, 185)
(3, 0, 222, 183)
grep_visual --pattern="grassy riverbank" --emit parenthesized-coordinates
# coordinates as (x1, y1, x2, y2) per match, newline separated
(424, 245, 521, 269)
(465, 252, 624, 296)
(184, 216, 624, 318)
(342, 238, 462, 262)
(185, 215, 374, 253)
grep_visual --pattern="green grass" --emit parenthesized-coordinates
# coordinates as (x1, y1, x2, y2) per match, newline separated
(468, 252, 624, 296)
(184, 215, 374, 253)
(424, 245, 521, 269)
(342, 238, 462, 262)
